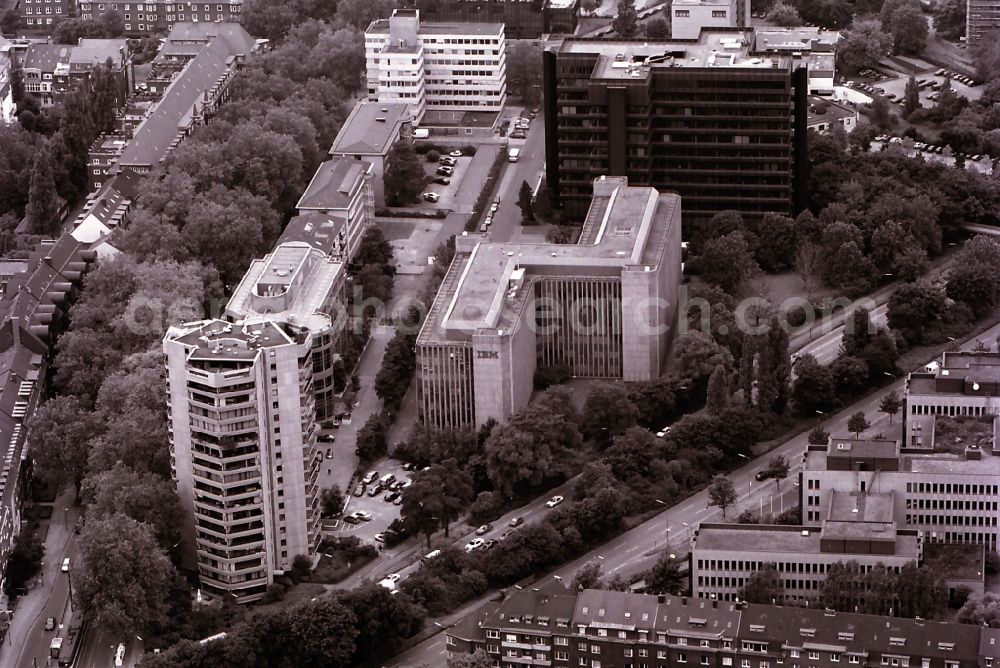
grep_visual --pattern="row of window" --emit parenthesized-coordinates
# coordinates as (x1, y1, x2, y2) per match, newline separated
(910, 402, 994, 416)
(907, 482, 1000, 495)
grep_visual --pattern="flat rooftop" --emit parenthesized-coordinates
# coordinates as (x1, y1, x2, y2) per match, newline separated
(933, 415, 994, 454)
(278, 213, 349, 259)
(923, 542, 985, 582)
(367, 18, 504, 36)
(695, 524, 919, 558)
(752, 26, 841, 51)
(329, 101, 410, 156)
(808, 97, 856, 124)
(827, 437, 899, 460)
(226, 242, 343, 334)
(908, 352, 1000, 396)
(437, 184, 677, 334)
(168, 319, 296, 363)
(297, 157, 369, 211)
(557, 32, 792, 74)
(828, 491, 894, 523)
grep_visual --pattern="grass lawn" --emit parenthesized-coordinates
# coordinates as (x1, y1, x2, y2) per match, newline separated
(306, 540, 378, 584)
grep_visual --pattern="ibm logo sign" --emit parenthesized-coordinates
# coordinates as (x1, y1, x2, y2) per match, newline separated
(476, 350, 499, 359)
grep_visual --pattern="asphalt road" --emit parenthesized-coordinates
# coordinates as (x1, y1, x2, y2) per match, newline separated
(384, 320, 1000, 668)
(485, 116, 546, 243)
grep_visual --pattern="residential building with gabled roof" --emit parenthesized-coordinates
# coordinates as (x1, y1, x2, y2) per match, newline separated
(295, 156, 375, 261)
(328, 100, 413, 207)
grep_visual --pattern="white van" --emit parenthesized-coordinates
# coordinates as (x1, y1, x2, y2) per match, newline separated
(414, 128, 429, 139)
(61, 558, 70, 573)
(508, 148, 520, 162)
(422, 549, 442, 562)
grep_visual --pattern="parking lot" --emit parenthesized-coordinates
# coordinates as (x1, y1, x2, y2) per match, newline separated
(332, 458, 413, 542)
(413, 152, 474, 211)
(847, 66, 983, 111)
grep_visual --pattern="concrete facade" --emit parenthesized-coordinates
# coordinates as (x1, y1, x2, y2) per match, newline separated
(295, 157, 376, 261)
(968, 0, 1000, 48)
(163, 319, 322, 603)
(78, 0, 243, 36)
(365, 9, 507, 123)
(328, 101, 413, 208)
(416, 177, 682, 428)
(671, 0, 749, 39)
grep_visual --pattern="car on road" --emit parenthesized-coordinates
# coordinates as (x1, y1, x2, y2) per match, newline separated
(465, 538, 485, 552)
(475, 524, 493, 535)
(509, 516, 524, 527)
(546, 495, 564, 508)
(115, 643, 126, 667)
(325, 449, 334, 459)
(436, 166, 455, 176)
(352, 511, 373, 521)
(44, 617, 56, 631)
(499, 529, 517, 540)
(433, 177, 451, 185)
(384, 491, 400, 503)
(422, 192, 440, 203)
(449, 150, 463, 157)
(510, 129, 526, 139)
(402, 462, 416, 471)
(490, 201, 499, 213)
(755, 470, 771, 481)
(484, 539, 498, 550)
(61, 558, 70, 573)
(353, 483, 365, 497)
(363, 471, 378, 485)
(384, 572, 401, 583)
(374, 532, 386, 542)
(655, 426, 672, 438)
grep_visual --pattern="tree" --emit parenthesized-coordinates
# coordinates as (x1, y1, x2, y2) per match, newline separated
(644, 17, 670, 39)
(334, 0, 397, 29)
(708, 476, 737, 518)
(338, 582, 425, 664)
(321, 485, 344, 517)
(26, 146, 59, 236)
(76, 514, 178, 638)
(673, 330, 734, 397)
(374, 330, 416, 411)
(795, 241, 821, 298)
(484, 404, 581, 497)
(841, 308, 875, 359)
(767, 1, 801, 26)
(706, 366, 729, 414)
(401, 459, 473, 543)
(932, 0, 966, 38)
(847, 410, 870, 438)
(449, 649, 496, 668)
(572, 561, 604, 591)
(808, 425, 830, 445)
(505, 43, 542, 107)
(581, 384, 638, 447)
(81, 464, 183, 549)
(645, 553, 686, 595)
(958, 591, 1000, 627)
(947, 235, 1000, 317)
(697, 231, 759, 293)
(384, 143, 427, 206)
(26, 396, 102, 497)
(903, 75, 921, 117)
(739, 564, 784, 604)
(612, 0, 639, 37)
(3, 525, 43, 597)
(792, 354, 836, 414)
(533, 177, 556, 222)
(765, 455, 790, 489)
(839, 17, 890, 73)
(879, 391, 901, 424)
(888, 279, 950, 346)
(755, 213, 796, 272)
(891, 3, 928, 54)
(356, 413, 390, 464)
(517, 180, 534, 225)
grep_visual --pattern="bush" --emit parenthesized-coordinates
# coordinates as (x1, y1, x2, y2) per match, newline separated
(986, 550, 1000, 575)
(426, 150, 440, 163)
(461, 145, 477, 156)
(534, 363, 573, 389)
(290, 554, 313, 583)
(262, 581, 287, 603)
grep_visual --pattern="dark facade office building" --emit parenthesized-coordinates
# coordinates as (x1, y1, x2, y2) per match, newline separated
(404, 0, 578, 39)
(543, 32, 809, 225)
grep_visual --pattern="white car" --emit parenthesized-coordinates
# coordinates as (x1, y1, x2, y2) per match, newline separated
(449, 150, 463, 157)
(423, 192, 440, 203)
(352, 511, 373, 521)
(465, 538, 486, 552)
(115, 643, 126, 667)
(384, 572, 401, 583)
(546, 495, 564, 508)
(655, 426, 672, 438)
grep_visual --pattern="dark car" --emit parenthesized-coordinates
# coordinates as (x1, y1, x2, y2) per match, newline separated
(384, 491, 400, 503)
(368, 484, 383, 497)
(433, 177, 451, 185)
(755, 471, 770, 482)
(509, 516, 524, 527)
(483, 539, 498, 550)
(342, 515, 360, 525)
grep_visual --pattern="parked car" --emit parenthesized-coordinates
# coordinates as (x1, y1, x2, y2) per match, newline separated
(353, 511, 373, 521)
(433, 177, 451, 185)
(464, 538, 485, 552)
(353, 483, 365, 497)
(319, 434, 335, 443)
(374, 533, 386, 543)
(449, 149, 463, 157)
(436, 166, 454, 176)
(363, 471, 378, 485)
(655, 426, 672, 438)
(439, 156, 457, 166)
(367, 485, 383, 497)
(484, 539, 499, 550)
(509, 516, 524, 527)
(325, 449, 334, 459)
(546, 495, 564, 508)
(384, 491, 400, 503)
(755, 470, 771, 481)
(510, 129, 526, 139)
(423, 192, 440, 203)
(393, 496, 403, 506)
(402, 462, 416, 471)
(499, 530, 517, 540)
(384, 572, 401, 583)
(476, 524, 493, 536)
(342, 514, 360, 524)
(44, 617, 56, 631)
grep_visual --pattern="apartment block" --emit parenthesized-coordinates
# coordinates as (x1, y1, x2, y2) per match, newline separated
(416, 176, 681, 428)
(328, 101, 413, 208)
(20, 39, 131, 108)
(0, 38, 14, 124)
(365, 9, 507, 123)
(18, 0, 73, 29)
(671, 0, 749, 39)
(906, 352, 1000, 439)
(405, 0, 578, 39)
(295, 157, 374, 262)
(163, 319, 322, 602)
(87, 132, 129, 191)
(543, 33, 808, 224)
(751, 27, 840, 95)
(692, 505, 922, 602)
(225, 242, 348, 424)
(78, 0, 243, 37)
(447, 582, 991, 668)
(968, 0, 1000, 48)
(806, 97, 857, 134)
